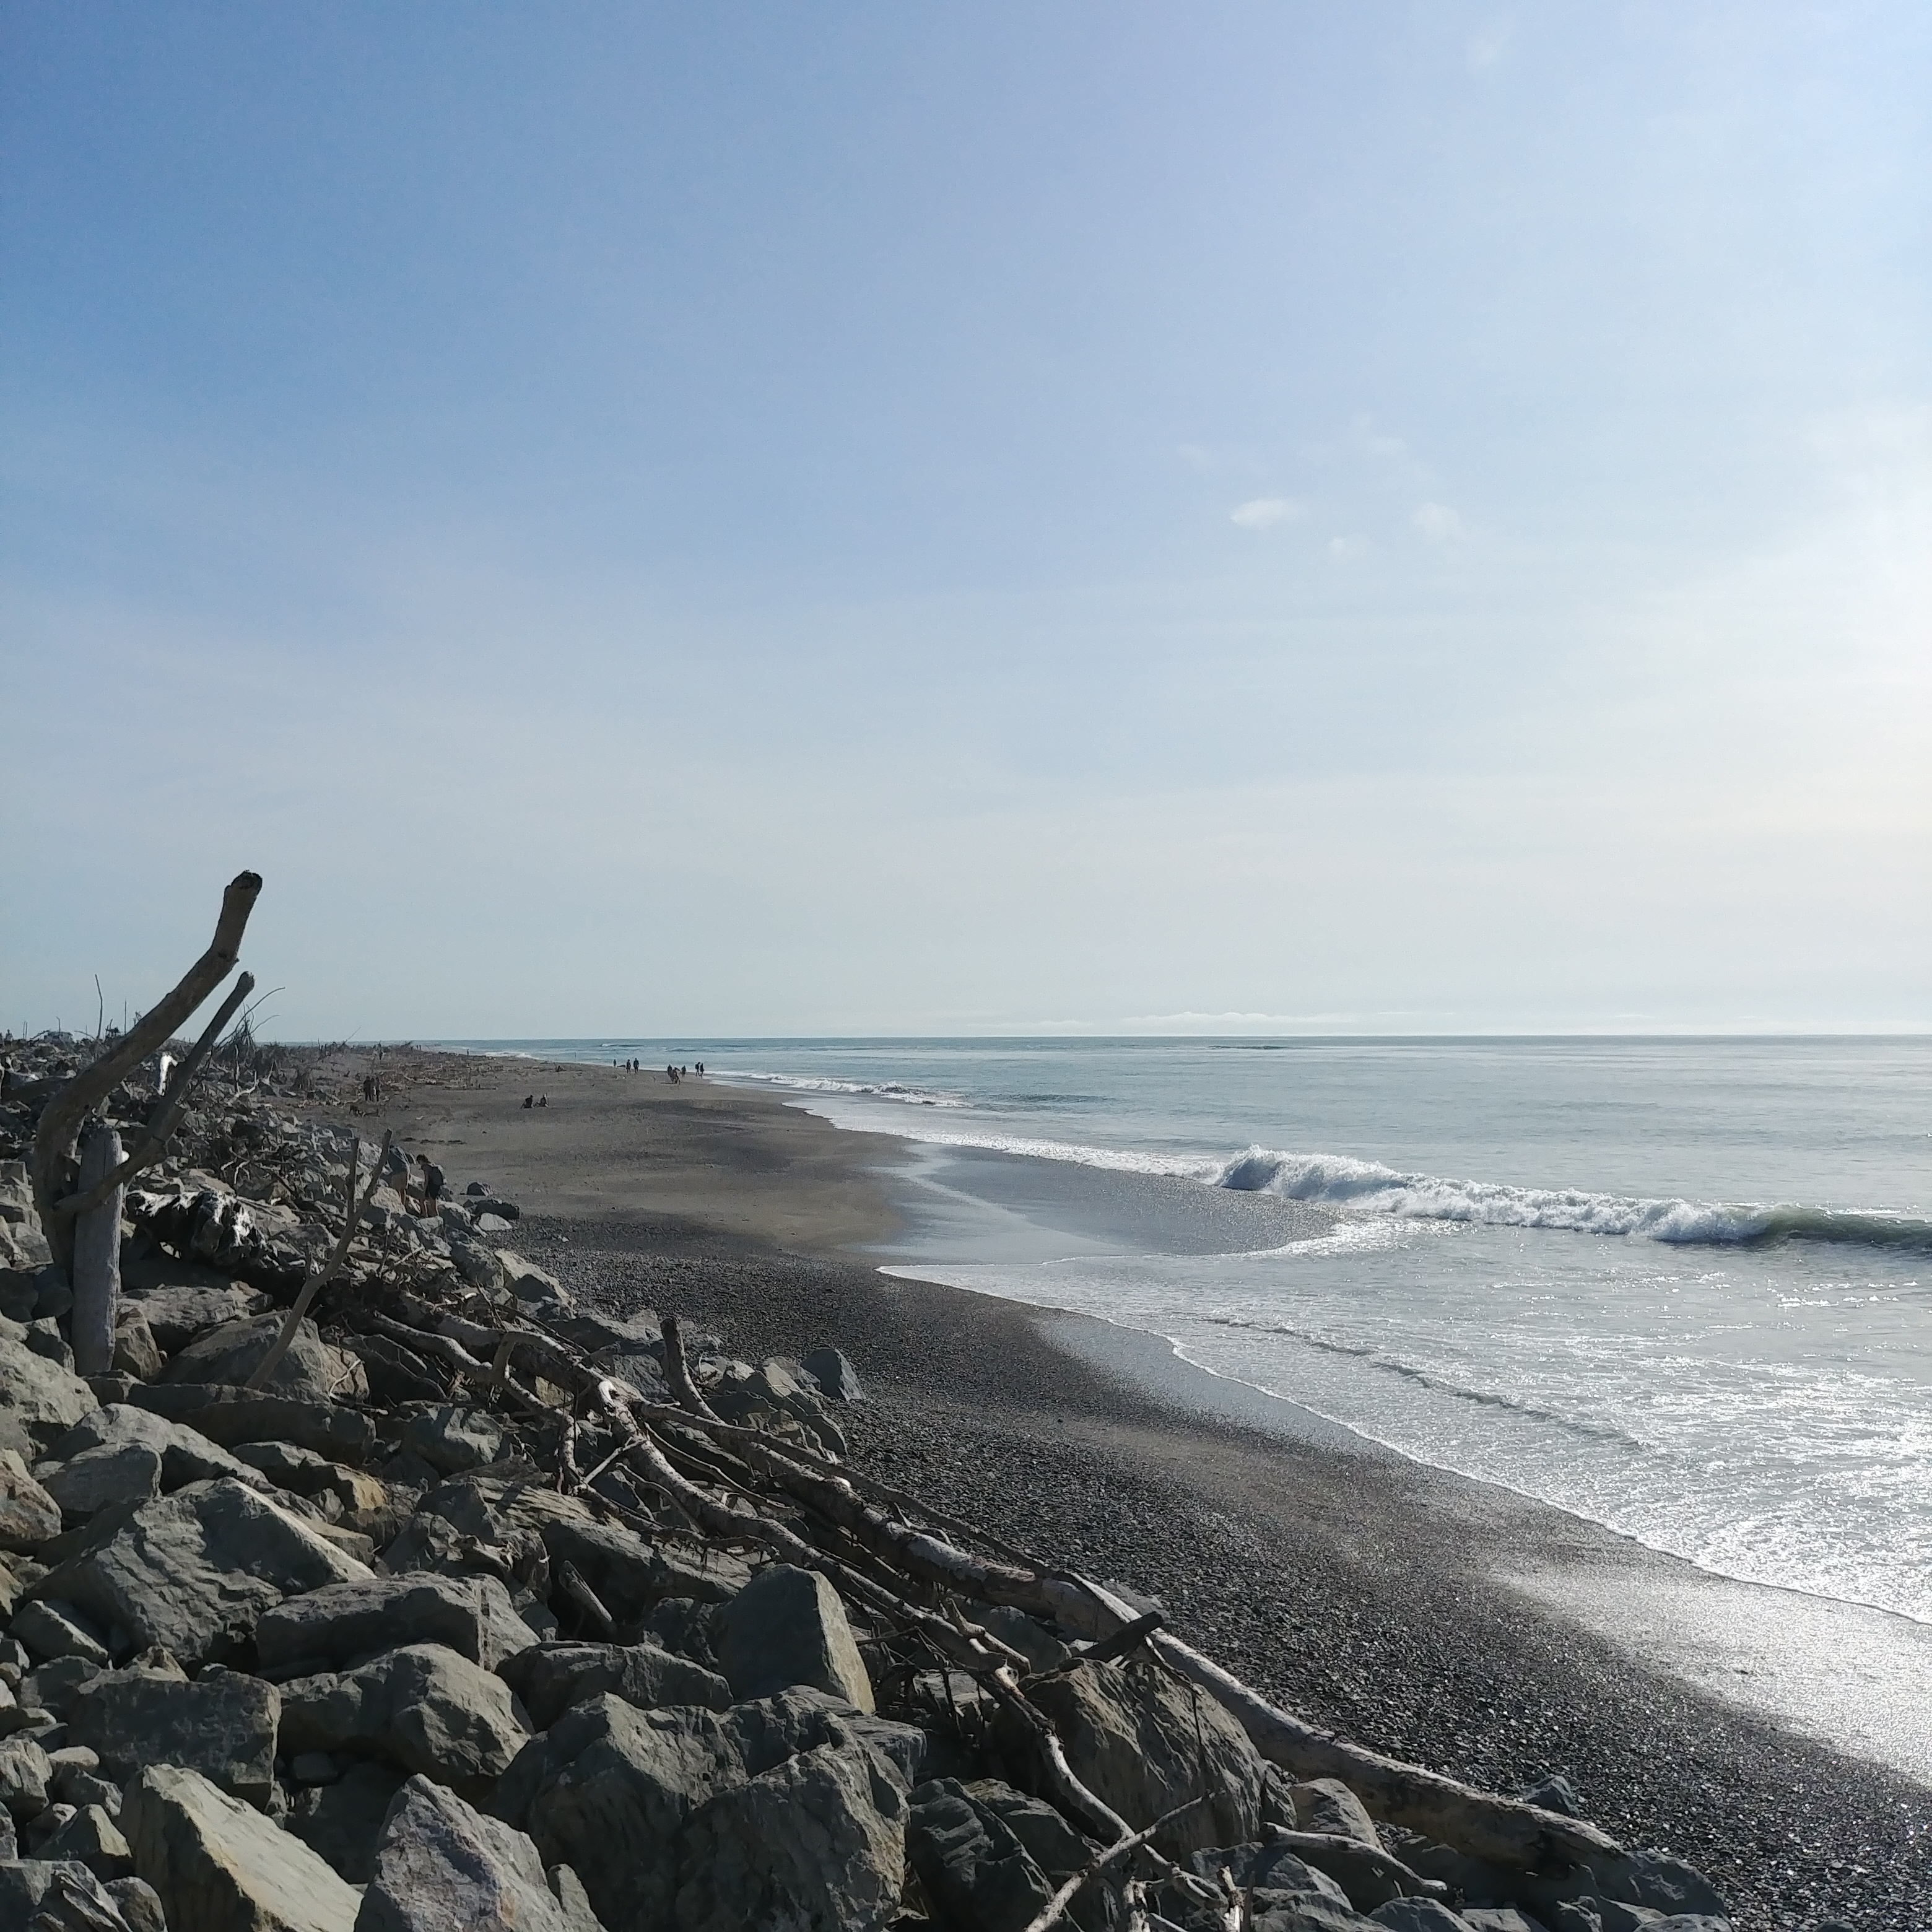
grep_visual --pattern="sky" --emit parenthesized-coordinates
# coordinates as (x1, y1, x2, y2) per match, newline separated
(3, 2, 1928, 1038)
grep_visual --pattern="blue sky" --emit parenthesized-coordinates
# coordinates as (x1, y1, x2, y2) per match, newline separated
(4, 4, 1928, 1037)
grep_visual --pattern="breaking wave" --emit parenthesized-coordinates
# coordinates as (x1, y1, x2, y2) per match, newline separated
(1213, 1147, 1932, 1250)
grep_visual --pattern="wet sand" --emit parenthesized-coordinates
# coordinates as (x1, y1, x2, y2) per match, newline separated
(347, 1046, 1930, 1930)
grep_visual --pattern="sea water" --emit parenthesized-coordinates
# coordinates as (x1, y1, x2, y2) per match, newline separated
(463, 1037, 1932, 1624)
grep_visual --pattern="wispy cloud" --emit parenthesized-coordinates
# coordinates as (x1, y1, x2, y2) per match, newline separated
(1230, 496, 1303, 530)
(1468, 19, 1513, 73)
(1414, 502, 1466, 542)
(1327, 534, 1368, 561)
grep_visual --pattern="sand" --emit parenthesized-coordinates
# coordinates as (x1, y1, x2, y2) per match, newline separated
(342, 1045, 1930, 1930)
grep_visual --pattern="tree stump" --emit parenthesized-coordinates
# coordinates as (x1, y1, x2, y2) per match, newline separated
(71, 1125, 124, 1376)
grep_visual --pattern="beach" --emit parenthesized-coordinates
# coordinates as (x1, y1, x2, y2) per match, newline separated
(365, 1045, 1931, 1931)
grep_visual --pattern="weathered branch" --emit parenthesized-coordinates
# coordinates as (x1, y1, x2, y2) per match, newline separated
(1019, 1797, 1208, 1932)
(659, 1312, 721, 1420)
(52, 973, 256, 1221)
(30, 869, 262, 1269)
(69, 1127, 124, 1377)
(244, 1132, 391, 1393)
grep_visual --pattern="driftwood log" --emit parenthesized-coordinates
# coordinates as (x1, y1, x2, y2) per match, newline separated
(69, 1125, 124, 1376)
(333, 1279, 1623, 1882)
(30, 869, 261, 1273)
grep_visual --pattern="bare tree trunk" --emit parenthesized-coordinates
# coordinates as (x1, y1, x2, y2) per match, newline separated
(30, 869, 261, 1274)
(71, 1126, 124, 1376)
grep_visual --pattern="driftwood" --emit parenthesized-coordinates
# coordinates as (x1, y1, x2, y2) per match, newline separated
(333, 1282, 1619, 1882)
(52, 971, 256, 1223)
(1019, 1796, 1209, 1932)
(69, 1126, 124, 1377)
(30, 869, 261, 1272)
(659, 1312, 721, 1419)
(243, 1132, 391, 1393)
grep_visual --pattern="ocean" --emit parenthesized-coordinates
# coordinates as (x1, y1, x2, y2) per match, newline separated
(453, 1036, 1932, 1626)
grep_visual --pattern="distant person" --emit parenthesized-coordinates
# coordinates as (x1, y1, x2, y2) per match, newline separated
(695, 1061, 704, 1076)
(537, 1094, 548, 1108)
(522, 1094, 534, 1108)
(414, 1154, 445, 1216)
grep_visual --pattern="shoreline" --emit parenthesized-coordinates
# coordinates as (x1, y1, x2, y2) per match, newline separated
(348, 1044, 1932, 1930)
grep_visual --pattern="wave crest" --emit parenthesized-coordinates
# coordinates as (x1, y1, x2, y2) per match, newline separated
(1213, 1147, 1932, 1250)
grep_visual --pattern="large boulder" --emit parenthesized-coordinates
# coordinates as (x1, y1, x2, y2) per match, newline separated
(128, 1383, 376, 1464)
(0, 1334, 97, 1458)
(258, 1572, 540, 1676)
(357, 1773, 586, 1932)
(37, 1799, 136, 1880)
(163, 1313, 369, 1403)
(713, 1562, 874, 1712)
(68, 1664, 280, 1805)
(0, 1733, 54, 1817)
(400, 1405, 508, 1476)
(498, 1639, 733, 1729)
(284, 1761, 407, 1884)
(123, 1762, 362, 1932)
(1014, 1659, 1266, 1859)
(412, 1474, 751, 1618)
(906, 1777, 1057, 1932)
(0, 1447, 63, 1551)
(516, 1694, 747, 1932)
(278, 1642, 534, 1799)
(37, 1434, 163, 1518)
(674, 1739, 909, 1932)
(0, 1859, 148, 1932)
(41, 1402, 270, 1495)
(121, 1276, 272, 1354)
(723, 1686, 926, 1791)
(29, 1477, 372, 1666)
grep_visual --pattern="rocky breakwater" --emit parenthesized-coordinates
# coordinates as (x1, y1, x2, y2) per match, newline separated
(0, 1033, 1748, 1932)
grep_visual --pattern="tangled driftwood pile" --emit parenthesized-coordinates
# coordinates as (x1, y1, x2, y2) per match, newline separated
(0, 876, 1735, 1931)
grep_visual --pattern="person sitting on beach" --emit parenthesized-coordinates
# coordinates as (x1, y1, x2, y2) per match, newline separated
(523, 1094, 534, 1108)
(414, 1154, 445, 1216)
(537, 1094, 547, 1107)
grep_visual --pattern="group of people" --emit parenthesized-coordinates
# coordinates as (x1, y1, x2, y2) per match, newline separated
(378, 1143, 446, 1216)
(614, 1056, 705, 1082)
(521, 1094, 548, 1109)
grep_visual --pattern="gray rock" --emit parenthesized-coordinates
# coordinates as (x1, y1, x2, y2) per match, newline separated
(0, 1732, 53, 1816)
(400, 1405, 507, 1476)
(674, 1739, 909, 1932)
(163, 1313, 368, 1403)
(1518, 1774, 1583, 1818)
(799, 1345, 861, 1403)
(278, 1642, 534, 1799)
(907, 1777, 1056, 1932)
(21, 1656, 110, 1720)
(24, 1316, 74, 1368)
(38, 1438, 165, 1518)
(344, 1334, 445, 1407)
(123, 1760, 362, 1931)
(1460, 1913, 1547, 1932)
(0, 1447, 63, 1550)
(106, 1876, 168, 1932)
(258, 1572, 540, 1676)
(38, 1798, 136, 1879)
(123, 1277, 272, 1352)
(1290, 1777, 1385, 1849)
(413, 1473, 751, 1617)
(357, 1772, 581, 1931)
(0, 1334, 97, 1458)
(111, 1307, 163, 1383)
(713, 1562, 874, 1712)
(68, 1663, 280, 1805)
(547, 1863, 606, 1932)
(1251, 1898, 1384, 1932)
(980, 1604, 1073, 1675)
(498, 1639, 734, 1728)
(964, 1778, 1093, 1880)
(1370, 1904, 1479, 1931)
(285, 1760, 407, 1884)
(29, 1477, 372, 1666)
(723, 1685, 926, 1790)
(1015, 1658, 1266, 1860)
(1191, 1842, 1354, 1907)
(14, 1598, 113, 1666)
(45, 1401, 270, 1493)
(517, 1695, 747, 1932)
(0, 1859, 142, 1932)
(124, 1383, 376, 1462)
